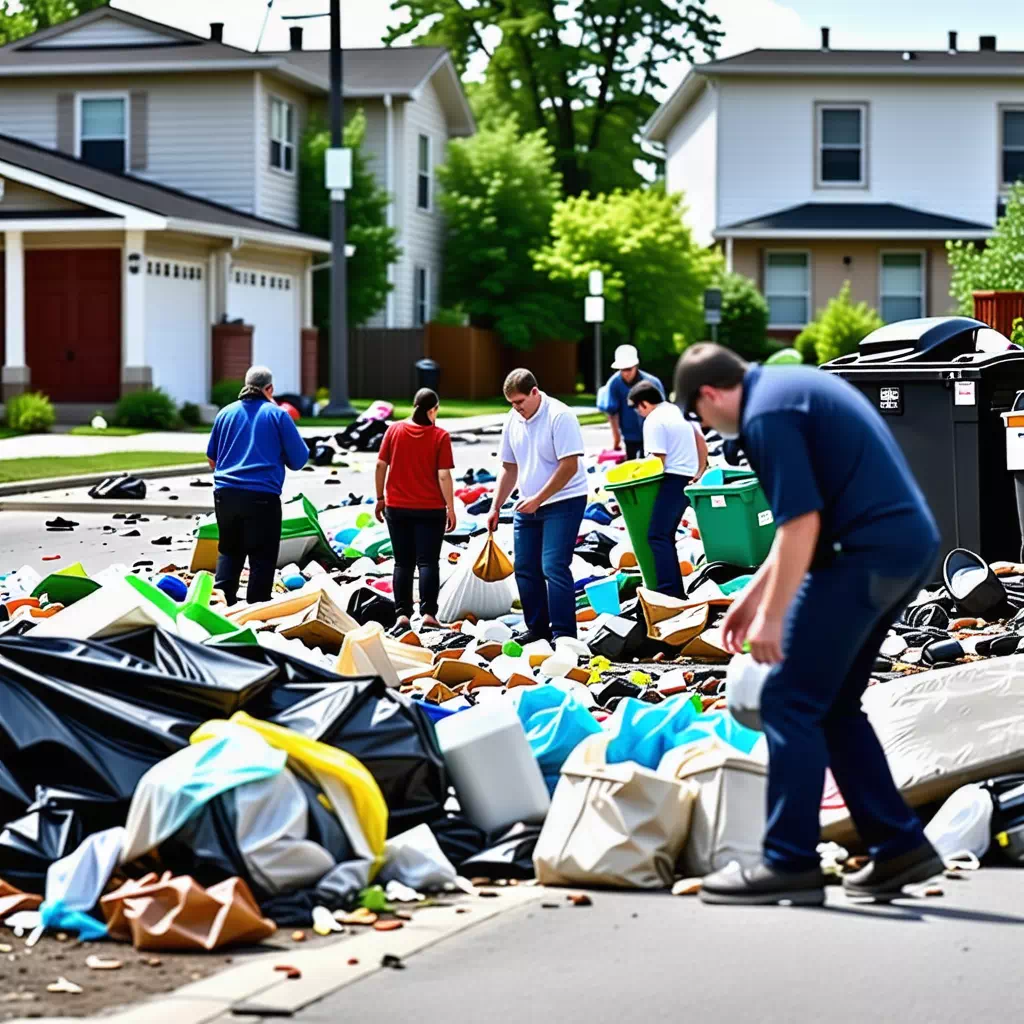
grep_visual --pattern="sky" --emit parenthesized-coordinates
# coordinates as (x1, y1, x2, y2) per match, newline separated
(111, 0, 1024, 96)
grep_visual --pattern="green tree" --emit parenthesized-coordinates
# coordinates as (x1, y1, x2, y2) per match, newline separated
(299, 109, 401, 332)
(795, 282, 884, 365)
(714, 272, 770, 361)
(947, 183, 1024, 313)
(436, 119, 574, 348)
(0, 0, 108, 44)
(387, 0, 723, 196)
(534, 187, 721, 375)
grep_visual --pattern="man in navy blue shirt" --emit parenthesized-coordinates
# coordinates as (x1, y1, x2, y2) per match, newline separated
(602, 344, 663, 459)
(674, 344, 943, 906)
(207, 366, 310, 604)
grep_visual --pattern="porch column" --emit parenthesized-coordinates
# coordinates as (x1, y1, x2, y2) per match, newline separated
(725, 236, 734, 273)
(304, 255, 314, 328)
(2, 230, 29, 401)
(120, 229, 151, 394)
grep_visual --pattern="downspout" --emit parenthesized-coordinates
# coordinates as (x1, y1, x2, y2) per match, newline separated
(384, 93, 395, 328)
(725, 236, 734, 273)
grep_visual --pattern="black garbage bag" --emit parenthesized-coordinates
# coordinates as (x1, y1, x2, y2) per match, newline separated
(685, 561, 751, 595)
(459, 823, 540, 880)
(346, 586, 398, 629)
(943, 549, 1009, 619)
(271, 678, 448, 837)
(312, 442, 337, 467)
(574, 531, 616, 569)
(88, 476, 147, 500)
(430, 813, 488, 869)
(275, 393, 315, 418)
(335, 419, 389, 454)
(588, 615, 647, 660)
(979, 774, 1024, 864)
(0, 761, 30, 828)
(1, 630, 276, 720)
(0, 799, 83, 894)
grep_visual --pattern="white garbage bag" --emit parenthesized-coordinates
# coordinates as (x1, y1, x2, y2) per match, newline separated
(379, 823, 459, 892)
(437, 533, 518, 623)
(725, 653, 773, 731)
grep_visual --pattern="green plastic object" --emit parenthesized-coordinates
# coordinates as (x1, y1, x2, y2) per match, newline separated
(766, 347, 802, 365)
(720, 574, 754, 595)
(32, 573, 100, 607)
(606, 468, 664, 589)
(125, 569, 241, 639)
(124, 574, 181, 620)
(685, 467, 776, 568)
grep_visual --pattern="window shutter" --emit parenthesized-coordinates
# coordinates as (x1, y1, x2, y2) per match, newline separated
(130, 91, 148, 171)
(56, 93, 74, 154)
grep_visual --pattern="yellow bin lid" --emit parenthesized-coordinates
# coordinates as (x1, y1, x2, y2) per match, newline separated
(606, 456, 663, 486)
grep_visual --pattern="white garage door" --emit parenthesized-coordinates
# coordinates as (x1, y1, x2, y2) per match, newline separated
(228, 267, 299, 393)
(146, 257, 208, 404)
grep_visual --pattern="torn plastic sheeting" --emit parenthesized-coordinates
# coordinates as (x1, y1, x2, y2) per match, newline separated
(120, 725, 288, 864)
(0, 759, 31, 828)
(102, 871, 275, 952)
(0, 799, 83, 895)
(269, 677, 448, 838)
(604, 694, 705, 771)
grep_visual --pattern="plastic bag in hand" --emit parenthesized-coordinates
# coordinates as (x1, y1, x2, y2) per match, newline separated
(437, 534, 517, 622)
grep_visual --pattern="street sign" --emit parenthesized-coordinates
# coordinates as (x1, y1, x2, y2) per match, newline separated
(704, 287, 722, 326)
(588, 270, 604, 296)
(584, 296, 605, 323)
(325, 147, 352, 192)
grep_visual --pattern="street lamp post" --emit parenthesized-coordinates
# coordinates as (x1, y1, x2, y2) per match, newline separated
(585, 270, 605, 395)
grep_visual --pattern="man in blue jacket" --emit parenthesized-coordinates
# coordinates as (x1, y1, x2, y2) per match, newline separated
(206, 365, 310, 604)
(674, 344, 943, 906)
(602, 344, 663, 460)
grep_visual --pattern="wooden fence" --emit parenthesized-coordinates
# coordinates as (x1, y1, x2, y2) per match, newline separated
(349, 327, 425, 398)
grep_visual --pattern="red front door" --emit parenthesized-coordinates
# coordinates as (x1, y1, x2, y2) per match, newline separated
(26, 249, 121, 402)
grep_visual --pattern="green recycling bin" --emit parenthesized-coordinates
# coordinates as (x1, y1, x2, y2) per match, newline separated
(685, 467, 776, 568)
(605, 457, 664, 589)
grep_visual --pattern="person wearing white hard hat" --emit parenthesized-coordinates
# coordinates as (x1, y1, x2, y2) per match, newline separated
(602, 344, 664, 460)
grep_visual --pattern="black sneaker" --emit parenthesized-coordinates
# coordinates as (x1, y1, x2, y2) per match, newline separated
(699, 861, 825, 907)
(514, 630, 552, 646)
(842, 841, 943, 900)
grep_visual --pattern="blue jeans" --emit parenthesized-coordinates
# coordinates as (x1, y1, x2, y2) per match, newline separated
(760, 549, 938, 872)
(513, 496, 586, 640)
(647, 473, 691, 599)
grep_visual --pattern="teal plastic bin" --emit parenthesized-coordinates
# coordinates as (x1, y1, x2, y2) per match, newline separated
(685, 467, 776, 568)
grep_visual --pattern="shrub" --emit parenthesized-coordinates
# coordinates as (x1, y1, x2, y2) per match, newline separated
(715, 272, 771, 361)
(6, 391, 55, 433)
(113, 388, 179, 430)
(179, 401, 202, 427)
(211, 379, 243, 409)
(795, 282, 884, 365)
(315, 386, 330, 405)
(1012, 317, 1024, 347)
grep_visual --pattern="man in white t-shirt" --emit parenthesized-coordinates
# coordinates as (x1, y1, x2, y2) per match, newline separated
(487, 368, 588, 642)
(630, 380, 707, 598)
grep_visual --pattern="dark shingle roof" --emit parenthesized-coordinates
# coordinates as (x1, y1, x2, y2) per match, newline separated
(703, 48, 1024, 74)
(274, 47, 449, 96)
(721, 202, 992, 234)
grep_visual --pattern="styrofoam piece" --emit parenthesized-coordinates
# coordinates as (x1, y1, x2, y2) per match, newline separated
(434, 701, 551, 834)
(489, 654, 534, 684)
(478, 620, 514, 643)
(880, 634, 909, 659)
(280, 563, 303, 578)
(554, 635, 589, 659)
(522, 639, 554, 660)
(539, 652, 575, 679)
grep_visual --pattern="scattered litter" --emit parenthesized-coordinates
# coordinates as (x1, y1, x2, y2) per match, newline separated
(85, 956, 123, 970)
(45, 518, 78, 532)
(373, 920, 404, 931)
(47, 977, 83, 995)
(290, 931, 307, 943)
(381, 954, 405, 970)
(671, 878, 702, 896)
(274, 965, 302, 979)
(567, 893, 592, 906)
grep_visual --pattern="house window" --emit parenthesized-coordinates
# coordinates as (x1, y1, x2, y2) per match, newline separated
(79, 96, 127, 172)
(414, 266, 430, 326)
(1002, 109, 1024, 187)
(817, 104, 866, 186)
(270, 97, 295, 173)
(417, 134, 431, 210)
(764, 252, 810, 327)
(880, 253, 924, 323)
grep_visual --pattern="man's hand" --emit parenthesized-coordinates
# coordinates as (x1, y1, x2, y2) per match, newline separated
(516, 495, 542, 515)
(445, 506, 458, 533)
(486, 507, 500, 533)
(374, 499, 386, 524)
(612, 436, 622, 451)
(722, 593, 759, 654)
(746, 609, 785, 665)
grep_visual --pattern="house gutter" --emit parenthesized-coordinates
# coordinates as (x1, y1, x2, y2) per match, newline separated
(384, 92, 396, 328)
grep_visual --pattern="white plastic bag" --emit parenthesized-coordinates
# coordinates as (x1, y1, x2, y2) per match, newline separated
(379, 823, 460, 892)
(725, 653, 773, 731)
(437, 533, 518, 623)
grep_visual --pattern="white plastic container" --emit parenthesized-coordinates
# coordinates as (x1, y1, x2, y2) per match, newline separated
(924, 783, 993, 860)
(539, 651, 575, 679)
(434, 701, 550, 834)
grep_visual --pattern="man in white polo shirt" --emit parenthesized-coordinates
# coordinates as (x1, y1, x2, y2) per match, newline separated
(487, 368, 588, 643)
(630, 380, 707, 599)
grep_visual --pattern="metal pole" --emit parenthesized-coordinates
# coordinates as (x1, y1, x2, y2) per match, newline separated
(594, 322, 602, 395)
(324, 0, 356, 417)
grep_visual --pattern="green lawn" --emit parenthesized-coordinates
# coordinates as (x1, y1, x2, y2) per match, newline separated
(69, 426, 150, 437)
(0, 451, 208, 484)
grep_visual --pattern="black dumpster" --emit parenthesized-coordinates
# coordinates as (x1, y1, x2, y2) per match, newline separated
(415, 358, 440, 392)
(823, 316, 1024, 563)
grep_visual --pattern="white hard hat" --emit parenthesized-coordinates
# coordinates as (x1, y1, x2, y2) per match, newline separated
(611, 344, 640, 370)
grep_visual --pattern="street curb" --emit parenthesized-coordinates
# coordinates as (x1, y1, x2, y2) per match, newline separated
(9, 888, 547, 1024)
(0, 497, 211, 517)
(0, 462, 212, 499)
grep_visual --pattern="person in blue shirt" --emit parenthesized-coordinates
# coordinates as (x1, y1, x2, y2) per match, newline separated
(602, 344, 663, 460)
(674, 344, 943, 907)
(206, 365, 310, 605)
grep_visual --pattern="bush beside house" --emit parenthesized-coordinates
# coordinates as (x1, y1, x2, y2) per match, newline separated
(795, 282, 884, 365)
(5, 391, 55, 433)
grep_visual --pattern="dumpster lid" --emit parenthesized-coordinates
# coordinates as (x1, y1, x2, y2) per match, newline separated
(826, 316, 1020, 367)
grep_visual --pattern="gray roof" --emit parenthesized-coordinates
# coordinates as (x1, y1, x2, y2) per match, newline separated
(273, 47, 450, 97)
(703, 48, 1024, 74)
(0, 132, 325, 244)
(719, 202, 991, 236)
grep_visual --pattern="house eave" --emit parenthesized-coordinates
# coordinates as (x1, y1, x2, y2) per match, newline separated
(165, 217, 332, 253)
(642, 70, 708, 143)
(714, 227, 993, 240)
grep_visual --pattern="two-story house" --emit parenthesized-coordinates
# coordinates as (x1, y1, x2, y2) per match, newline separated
(645, 29, 1015, 338)
(0, 5, 473, 410)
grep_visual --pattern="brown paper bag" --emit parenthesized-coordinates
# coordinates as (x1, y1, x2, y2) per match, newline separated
(472, 535, 514, 582)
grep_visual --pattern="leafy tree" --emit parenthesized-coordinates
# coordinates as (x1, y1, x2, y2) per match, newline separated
(948, 183, 1024, 313)
(795, 282, 883, 365)
(714, 272, 770, 361)
(534, 187, 721, 375)
(387, 0, 723, 196)
(436, 119, 574, 348)
(0, 0, 108, 44)
(299, 109, 401, 332)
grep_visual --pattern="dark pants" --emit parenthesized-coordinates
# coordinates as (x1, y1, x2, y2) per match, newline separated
(624, 439, 644, 461)
(214, 487, 282, 606)
(514, 495, 586, 640)
(647, 473, 692, 599)
(385, 507, 446, 619)
(760, 553, 937, 872)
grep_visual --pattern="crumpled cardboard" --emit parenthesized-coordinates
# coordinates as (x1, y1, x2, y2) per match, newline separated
(102, 871, 276, 951)
(0, 878, 42, 918)
(638, 589, 710, 647)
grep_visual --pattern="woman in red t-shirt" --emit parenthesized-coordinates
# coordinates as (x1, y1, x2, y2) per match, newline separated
(374, 388, 457, 630)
